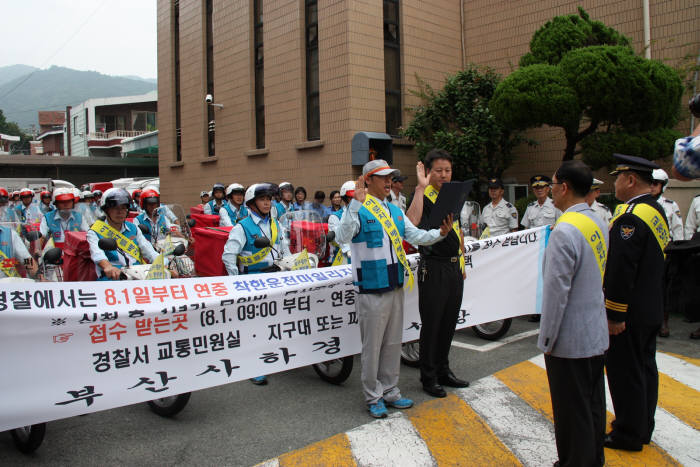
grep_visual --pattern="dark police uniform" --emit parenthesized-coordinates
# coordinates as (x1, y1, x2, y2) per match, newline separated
(604, 154, 669, 451)
(417, 188, 465, 391)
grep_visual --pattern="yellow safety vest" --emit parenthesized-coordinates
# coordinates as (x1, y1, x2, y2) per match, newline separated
(610, 202, 670, 258)
(555, 211, 607, 283)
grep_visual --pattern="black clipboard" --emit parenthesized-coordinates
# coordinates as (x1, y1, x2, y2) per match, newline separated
(426, 180, 474, 228)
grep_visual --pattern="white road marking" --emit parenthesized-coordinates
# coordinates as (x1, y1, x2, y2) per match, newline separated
(254, 459, 279, 467)
(655, 352, 700, 392)
(530, 353, 700, 466)
(346, 412, 435, 467)
(452, 328, 540, 352)
(457, 376, 558, 467)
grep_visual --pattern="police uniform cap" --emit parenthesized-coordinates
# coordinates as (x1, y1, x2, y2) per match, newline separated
(590, 178, 604, 191)
(487, 178, 504, 189)
(609, 153, 660, 176)
(529, 175, 551, 187)
(392, 175, 408, 183)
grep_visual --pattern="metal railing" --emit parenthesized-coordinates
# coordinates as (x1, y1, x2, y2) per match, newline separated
(88, 130, 149, 140)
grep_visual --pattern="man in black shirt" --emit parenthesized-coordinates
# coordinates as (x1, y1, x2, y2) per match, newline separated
(406, 149, 469, 397)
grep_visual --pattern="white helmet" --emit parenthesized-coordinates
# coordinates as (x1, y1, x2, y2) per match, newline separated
(81, 190, 94, 199)
(279, 182, 294, 192)
(340, 180, 356, 197)
(226, 183, 245, 196)
(71, 187, 81, 201)
(53, 187, 76, 203)
(652, 168, 669, 192)
(101, 187, 132, 210)
(244, 183, 276, 206)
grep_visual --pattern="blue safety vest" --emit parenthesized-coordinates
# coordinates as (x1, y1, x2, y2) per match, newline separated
(44, 210, 83, 243)
(238, 215, 279, 274)
(135, 211, 169, 242)
(0, 226, 13, 258)
(93, 222, 143, 280)
(351, 203, 405, 293)
(207, 199, 228, 215)
(40, 203, 55, 214)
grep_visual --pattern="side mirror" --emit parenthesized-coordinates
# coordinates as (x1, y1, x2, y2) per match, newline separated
(172, 244, 186, 256)
(187, 218, 196, 228)
(98, 237, 118, 251)
(43, 247, 63, 265)
(137, 223, 150, 235)
(185, 214, 191, 219)
(325, 230, 336, 244)
(253, 237, 271, 249)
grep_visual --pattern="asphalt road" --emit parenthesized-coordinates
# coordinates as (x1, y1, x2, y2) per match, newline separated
(1, 314, 698, 466)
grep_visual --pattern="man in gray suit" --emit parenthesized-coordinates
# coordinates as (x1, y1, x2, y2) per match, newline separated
(538, 160, 610, 467)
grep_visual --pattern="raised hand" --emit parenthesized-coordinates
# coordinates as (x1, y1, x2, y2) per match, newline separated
(416, 161, 429, 189)
(354, 175, 367, 203)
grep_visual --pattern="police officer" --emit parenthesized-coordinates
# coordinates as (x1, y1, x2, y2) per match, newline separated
(0, 188, 17, 222)
(13, 188, 42, 224)
(686, 194, 700, 239)
(388, 175, 407, 212)
(479, 178, 518, 237)
(0, 221, 36, 278)
(406, 149, 469, 397)
(203, 183, 227, 215)
(585, 179, 612, 224)
(87, 188, 161, 280)
(39, 191, 54, 215)
(39, 188, 90, 248)
(219, 183, 246, 226)
(650, 169, 683, 240)
(130, 189, 143, 213)
(222, 183, 286, 386)
(133, 188, 173, 244)
(521, 175, 561, 228)
(200, 190, 210, 206)
(278, 182, 295, 213)
(604, 154, 669, 452)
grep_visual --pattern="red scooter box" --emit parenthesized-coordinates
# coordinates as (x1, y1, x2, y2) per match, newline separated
(62, 231, 98, 282)
(190, 206, 204, 215)
(190, 213, 220, 229)
(191, 226, 232, 277)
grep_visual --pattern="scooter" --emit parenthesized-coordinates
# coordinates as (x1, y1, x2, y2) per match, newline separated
(97, 237, 192, 416)
(254, 210, 355, 385)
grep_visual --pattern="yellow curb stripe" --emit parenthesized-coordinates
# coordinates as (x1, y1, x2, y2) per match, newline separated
(495, 361, 681, 467)
(658, 372, 700, 431)
(407, 393, 521, 466)
(662, 351, 700, 367)
(278, 433, 356, 467)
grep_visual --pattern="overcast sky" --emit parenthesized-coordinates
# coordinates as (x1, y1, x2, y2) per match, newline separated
(0, 0, 157, 79)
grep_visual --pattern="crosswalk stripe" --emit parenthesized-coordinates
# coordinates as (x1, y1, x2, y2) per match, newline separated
(346, 412, 434, 466)
(657, 352, 700, 391)
(278, 433, 356, 467)
(663, 351, 700, 367)
(498, 359, 680, 466)
(658, 372, 700, 431)
(531, 353, 699, 466)
(456, 376, 558, 467)
(407, 393, 520, 466)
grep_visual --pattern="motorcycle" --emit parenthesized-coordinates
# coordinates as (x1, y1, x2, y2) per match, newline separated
(98, 237, 192, 416)
(399, 201, 513, 367)
(256, 210, 354, 385)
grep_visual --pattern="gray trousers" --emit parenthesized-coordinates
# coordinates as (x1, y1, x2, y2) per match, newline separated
(357, 287, 404, 405)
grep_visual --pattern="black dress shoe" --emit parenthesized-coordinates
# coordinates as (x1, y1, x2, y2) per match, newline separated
(438, 371, 469, 388)
(604, 434, 642, 452)
(422, 383, 447, 398)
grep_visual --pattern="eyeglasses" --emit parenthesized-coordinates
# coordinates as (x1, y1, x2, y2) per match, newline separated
(550, 182, 565, 185)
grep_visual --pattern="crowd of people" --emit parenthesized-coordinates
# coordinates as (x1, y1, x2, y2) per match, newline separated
(1, 132, 699, 465)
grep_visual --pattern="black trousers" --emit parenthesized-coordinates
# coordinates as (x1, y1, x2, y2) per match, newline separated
(545, 354, 606, 467)
(605, 322, 660, 446)
(417, 257, 463, 383)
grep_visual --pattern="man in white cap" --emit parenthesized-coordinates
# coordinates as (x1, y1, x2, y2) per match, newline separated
(650, 169, 683, 241)
(585, 179, 612, 224)
(335, 159, 453, 418)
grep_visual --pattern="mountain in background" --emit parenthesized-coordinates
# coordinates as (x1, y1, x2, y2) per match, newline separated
(0, 64, 39, 86)
(0, 65, 157, 130)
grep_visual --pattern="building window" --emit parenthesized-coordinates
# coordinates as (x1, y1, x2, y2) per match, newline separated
(383, 0, 401, 136)
(305, 0, 320, 141)
(254, 0, 265, 149)
(174, 0, 182, 161)
(73, 116, 78, 136)
(206, 0, 215, 156)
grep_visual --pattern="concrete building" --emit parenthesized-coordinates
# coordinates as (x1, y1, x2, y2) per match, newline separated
(157, 0, 698, 208)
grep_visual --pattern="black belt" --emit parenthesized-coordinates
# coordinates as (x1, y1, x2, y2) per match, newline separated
(420, 255, 460, 263)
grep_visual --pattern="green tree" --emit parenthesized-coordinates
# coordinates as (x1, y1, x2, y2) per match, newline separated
(491, 8, 683, 168)
(0, 108, 28, 153)
(401, 65, 528, 181)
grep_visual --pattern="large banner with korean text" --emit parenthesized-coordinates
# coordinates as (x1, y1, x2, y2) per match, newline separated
(0, 226, 548, 430)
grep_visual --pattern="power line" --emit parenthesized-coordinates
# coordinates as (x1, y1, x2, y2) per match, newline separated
(0, 0, 108, 102)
